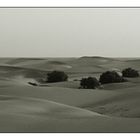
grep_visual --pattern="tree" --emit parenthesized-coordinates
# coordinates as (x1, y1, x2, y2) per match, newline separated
(80, 77, 100, 89)
(99, 71, 125, 84)
(122, 68, 139, 78)
(47, 71, 68, 83)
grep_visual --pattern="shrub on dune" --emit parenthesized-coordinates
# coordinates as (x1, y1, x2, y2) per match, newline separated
(122, 68, 139, 78)
(47, 71, 68, 83)
(80, 77, 100, 89)
(99, 71, 125, 84)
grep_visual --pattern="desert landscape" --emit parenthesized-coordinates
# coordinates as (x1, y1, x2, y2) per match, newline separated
(0, 57, 140, 132)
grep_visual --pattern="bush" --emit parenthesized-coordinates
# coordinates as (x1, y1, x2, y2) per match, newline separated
(122, 68, 139, 78)
(47, 71, 68, 83)
(80, 77, 100, 89)
(99, 71, 125, 84)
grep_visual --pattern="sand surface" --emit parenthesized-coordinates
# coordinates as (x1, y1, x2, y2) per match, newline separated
(0, 57, 140, 132)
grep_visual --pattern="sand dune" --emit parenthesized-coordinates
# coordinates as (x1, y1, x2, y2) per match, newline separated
(0, 95, 101, 118)
(0, 57, 139, 132)
(0, 94, 140, 132)
(0, 83, 140, 119)
(5, 58, 73, 71)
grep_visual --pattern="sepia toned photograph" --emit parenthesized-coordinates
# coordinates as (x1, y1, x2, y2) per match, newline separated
(0, 7, 140, 132)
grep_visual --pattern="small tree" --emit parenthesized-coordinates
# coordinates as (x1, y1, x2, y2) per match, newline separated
(122, 68, 139, 78)
(47, 71, 68, 83)
(99, 71, 125, 84)
(80, 77, 100, 89)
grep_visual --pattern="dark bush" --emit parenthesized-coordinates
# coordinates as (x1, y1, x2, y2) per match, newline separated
(122, 68, 139, 78)
(99, 71, 125, 84)
(47, 71, 68, 83)
(80, 77, 100, 89)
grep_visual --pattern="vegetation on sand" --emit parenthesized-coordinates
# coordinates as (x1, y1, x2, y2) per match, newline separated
(80, 77, 100, 89)
(99, 71, 125, 84)
(47, 71, 68, 83)
(122, 68, 139, 78)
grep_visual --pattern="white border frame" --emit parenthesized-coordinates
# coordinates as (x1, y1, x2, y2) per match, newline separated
(0, 0, 140, 6)
(0, 1, 140, 140)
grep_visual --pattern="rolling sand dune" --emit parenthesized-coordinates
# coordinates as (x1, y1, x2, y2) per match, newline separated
(5, 58, 73, 71)
(0, 95, 101, 118)
(0, 94, 140, 132)
(0, 57, 140, 132)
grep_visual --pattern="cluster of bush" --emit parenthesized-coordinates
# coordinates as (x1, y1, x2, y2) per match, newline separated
(80, 68, 139, 89)
(80, 77, 100, 89)
(99, 71, 125, 84)
(122, 68, 139, 78)
(45, 67, 139, 89)
(47, 71, 68, 83)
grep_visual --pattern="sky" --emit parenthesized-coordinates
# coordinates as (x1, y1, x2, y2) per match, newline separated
(0, 8, 140, 57)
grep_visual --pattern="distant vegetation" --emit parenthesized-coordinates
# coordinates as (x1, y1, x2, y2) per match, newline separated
(99, 71, 125, 84)
(44, 67, 139, 89)
(79, 68, 139, 89)
(80, 77, 100, 89)
(122, 68, 139, 78)
(47, 71, 68, 83)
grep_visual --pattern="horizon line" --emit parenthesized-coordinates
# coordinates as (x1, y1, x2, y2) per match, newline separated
(0, 56, 140, 58)
(0, 7, 140, 8)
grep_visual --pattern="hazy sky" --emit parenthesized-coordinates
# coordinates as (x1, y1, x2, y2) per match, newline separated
(0, 8, 140, 57)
